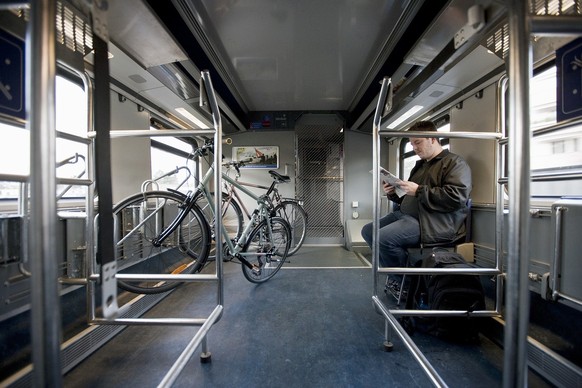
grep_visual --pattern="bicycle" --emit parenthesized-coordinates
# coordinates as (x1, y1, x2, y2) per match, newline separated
(112, 140, 291, 294)
(212, 159, 308, 256)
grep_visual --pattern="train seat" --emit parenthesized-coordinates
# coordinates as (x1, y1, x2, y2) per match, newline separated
(390, 199, 474, 304)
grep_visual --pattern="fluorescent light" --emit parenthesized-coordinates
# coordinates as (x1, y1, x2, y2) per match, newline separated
(175, 107, 208, 128)
(387, 105, 424, 129)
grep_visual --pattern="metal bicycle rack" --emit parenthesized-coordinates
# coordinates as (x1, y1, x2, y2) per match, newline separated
(371, 77, 503, 387)
(371, 3, 582, 387)
(19, 2, 226, 385)
(84, 70, 226, 387)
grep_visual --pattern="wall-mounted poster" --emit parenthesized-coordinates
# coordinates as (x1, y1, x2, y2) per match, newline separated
(232, 146, 279, 169)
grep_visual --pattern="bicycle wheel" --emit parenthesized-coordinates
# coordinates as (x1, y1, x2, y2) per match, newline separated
(113, 190, 211, 294)
(196, 192, 244, 241)
(274, 200, 307, 256)
(240, 216, 291, 283)
(196, 192, 244, 260)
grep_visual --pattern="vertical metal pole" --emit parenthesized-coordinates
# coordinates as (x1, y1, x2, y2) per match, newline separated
(495, 75, 508, 315)
(27, 0, 63, 386)
(83, 74, 97, 321)
(201, 70, 224, 309)
(505, 1, 532, 387)
(372, 78, 391, 295)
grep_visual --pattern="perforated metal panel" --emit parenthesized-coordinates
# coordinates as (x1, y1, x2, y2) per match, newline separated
(530, 0, 582, 15)
(295, 114, 344, 243)
(485, 1, 582, 62)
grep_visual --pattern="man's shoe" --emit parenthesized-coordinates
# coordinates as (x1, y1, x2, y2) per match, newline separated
(384, 279, 407, 301)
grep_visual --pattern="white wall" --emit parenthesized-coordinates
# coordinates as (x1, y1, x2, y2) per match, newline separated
(222, 130, 296, 212)
(223, 129, 389, 225)
(110, 91, 151, 203)
(344, 131, 374, 220)
(450, 82, 498, 205)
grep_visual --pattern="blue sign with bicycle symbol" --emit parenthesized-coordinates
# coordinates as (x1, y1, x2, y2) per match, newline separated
(557, 37, 582, 122)
(0, 28, 25, 121)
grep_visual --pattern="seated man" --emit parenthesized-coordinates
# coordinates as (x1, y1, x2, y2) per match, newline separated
(361, 120, 472, 298)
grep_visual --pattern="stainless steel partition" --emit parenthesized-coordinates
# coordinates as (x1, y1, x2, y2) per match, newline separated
(84, 71, 225, 387)
(371, 77, 503, 386)
(26, 1, 61, 386)
(19, 20, 225, 383)
(372, 3, 582, 386)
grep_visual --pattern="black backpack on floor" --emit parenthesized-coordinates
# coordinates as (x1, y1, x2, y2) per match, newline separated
(403, 249, 486, 343)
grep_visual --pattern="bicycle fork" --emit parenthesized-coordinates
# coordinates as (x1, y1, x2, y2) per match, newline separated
(151, 191, 196, 248)
(231, 209, 274, 275)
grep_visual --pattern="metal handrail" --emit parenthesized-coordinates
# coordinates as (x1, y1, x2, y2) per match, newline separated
(82, 71, 225, 387)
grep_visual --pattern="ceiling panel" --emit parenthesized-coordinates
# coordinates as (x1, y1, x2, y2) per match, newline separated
(197, 0, 410, 112)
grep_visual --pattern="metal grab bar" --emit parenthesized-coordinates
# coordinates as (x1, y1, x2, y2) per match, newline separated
(549, 205, 582, 306)
(380, 267, 499, 275)
(87, 129, 215, 138)
(380, 130, 502, 139)
(83, 70, 226, 388)
(373, 296, 447, 388)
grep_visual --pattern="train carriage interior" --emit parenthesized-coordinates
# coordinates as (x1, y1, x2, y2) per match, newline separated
(1, 0, 582, 386)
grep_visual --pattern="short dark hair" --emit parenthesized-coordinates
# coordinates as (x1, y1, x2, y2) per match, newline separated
(408, 120, 436, 132)
(407, 120, 440, 144)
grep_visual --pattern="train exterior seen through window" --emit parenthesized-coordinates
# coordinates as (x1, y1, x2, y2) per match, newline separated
(1, 1, 582, 387)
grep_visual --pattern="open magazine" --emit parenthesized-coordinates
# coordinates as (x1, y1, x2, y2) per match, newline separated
(370, 166, 406, 197)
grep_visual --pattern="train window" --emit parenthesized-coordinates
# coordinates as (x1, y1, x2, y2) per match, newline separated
(530, 66, 582, 198)
(530, 67, 556, 131)
(1, 75, 88, 200)
(530, 66, 582, 171)
(55, 76, 88, 198)
(150, 133, 196, 192)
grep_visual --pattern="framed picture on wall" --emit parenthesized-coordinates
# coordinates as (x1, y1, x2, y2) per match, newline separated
(232, 146, 279, 169)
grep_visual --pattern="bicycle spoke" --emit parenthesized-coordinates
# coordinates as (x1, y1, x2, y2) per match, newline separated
(275, 201, 307, 256)
(113, 191, 210, 294)
(241, 216, 290, 283)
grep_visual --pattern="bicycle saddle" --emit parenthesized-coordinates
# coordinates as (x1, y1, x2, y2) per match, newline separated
(268, 170, 290, 183)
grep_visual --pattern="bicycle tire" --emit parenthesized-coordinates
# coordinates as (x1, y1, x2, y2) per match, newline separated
(240, 216, 291, 283)
(196, 192, 244, 260)
(273, 200, 307, 256)
(113, 190, 211, 294)
(196, 192, 244, 241)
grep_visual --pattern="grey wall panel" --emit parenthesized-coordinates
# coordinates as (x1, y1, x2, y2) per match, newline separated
(552, 199, 582, 303)
(222, 130, 296, 215)
(110, 91, 152, 204)
(450, 82, 498, 205)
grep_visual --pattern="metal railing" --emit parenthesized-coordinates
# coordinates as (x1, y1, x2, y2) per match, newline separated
(84, 70, 225, 387)
(372, 3, 582, 387)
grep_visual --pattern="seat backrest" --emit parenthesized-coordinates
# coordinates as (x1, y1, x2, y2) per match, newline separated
(409, 198, 473, 262)
(464, 198, 472, 243)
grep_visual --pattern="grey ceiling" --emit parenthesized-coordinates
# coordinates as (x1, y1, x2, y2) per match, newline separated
(105, 0, 507, 132)
(195, 0, 412, 112)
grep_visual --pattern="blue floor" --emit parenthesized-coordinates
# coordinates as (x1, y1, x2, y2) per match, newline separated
(63, 247, 549, 387)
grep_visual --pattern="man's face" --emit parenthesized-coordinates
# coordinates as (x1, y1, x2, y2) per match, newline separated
(410, 137, 436, 160)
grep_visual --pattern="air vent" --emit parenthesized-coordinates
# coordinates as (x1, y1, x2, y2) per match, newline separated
(56, 1, 92, 56)
(530, 0, 582, 15)
(485, 23, 509, 61)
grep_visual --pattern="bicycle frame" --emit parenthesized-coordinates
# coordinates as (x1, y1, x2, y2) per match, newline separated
(223, 177, 270, 220)
(221, 168, 299, 220)
(194, 162, 280, 270)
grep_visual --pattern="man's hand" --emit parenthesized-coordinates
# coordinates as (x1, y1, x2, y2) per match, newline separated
(397, 180, 419, 196)
(382, 180, 396, 195)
